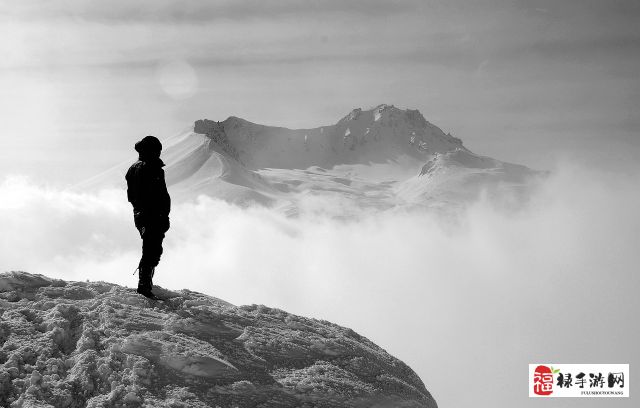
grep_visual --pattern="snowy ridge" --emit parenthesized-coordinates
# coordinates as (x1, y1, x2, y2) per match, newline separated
(164, 123, 275, 206)
(0, 272, 436, 408)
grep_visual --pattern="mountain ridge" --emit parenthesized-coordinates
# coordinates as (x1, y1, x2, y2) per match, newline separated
(191, 104, 465, 171)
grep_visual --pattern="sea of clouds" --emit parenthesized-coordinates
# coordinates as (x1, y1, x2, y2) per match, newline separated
(1, 162, 638, 408)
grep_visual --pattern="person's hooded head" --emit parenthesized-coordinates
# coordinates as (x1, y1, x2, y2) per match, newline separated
(134, 135, 162, 162)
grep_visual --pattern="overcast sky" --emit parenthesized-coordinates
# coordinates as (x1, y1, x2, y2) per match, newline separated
(1, 0, 639, 183)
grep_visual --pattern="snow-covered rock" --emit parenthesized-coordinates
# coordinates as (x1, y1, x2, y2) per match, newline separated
(0, 272, 436, 408)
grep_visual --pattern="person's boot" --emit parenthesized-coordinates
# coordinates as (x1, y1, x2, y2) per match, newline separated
(137, 266, 159, 300)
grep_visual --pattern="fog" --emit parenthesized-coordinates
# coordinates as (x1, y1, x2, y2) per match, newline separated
(1, 162, 638, 407)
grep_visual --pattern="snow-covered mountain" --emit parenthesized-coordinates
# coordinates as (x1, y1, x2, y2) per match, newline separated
(83, 104, 538, 212)
(0, 271, 436, 407)
(160, 104, 537, 211)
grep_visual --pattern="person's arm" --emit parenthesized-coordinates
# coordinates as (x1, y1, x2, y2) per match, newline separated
(125, 166, 140, 209)
(158, 168, 171, 216)
(126, 163, 151, 212)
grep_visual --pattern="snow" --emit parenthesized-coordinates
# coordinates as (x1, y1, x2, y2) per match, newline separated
(0, 271, 436, 407)
(374, 104, 386, 122)
(394, 149, 536, 208)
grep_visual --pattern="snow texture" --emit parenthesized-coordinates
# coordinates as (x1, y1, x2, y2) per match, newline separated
(0, 272, 436, 408)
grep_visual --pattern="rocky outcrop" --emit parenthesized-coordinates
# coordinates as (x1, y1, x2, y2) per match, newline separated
(194, 119, 242, 163)
(0, 272, 436, 408)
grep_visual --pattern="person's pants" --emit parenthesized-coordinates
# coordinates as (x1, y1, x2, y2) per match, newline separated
(134, 214, 170, 269)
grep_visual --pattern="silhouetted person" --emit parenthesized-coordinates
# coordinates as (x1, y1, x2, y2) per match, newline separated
(125, 135, 171, 299)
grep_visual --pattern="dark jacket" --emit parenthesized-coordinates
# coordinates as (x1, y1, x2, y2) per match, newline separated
(125, 158, 171, 218)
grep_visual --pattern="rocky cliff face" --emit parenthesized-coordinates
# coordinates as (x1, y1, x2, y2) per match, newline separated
(0, 272, 437, 408)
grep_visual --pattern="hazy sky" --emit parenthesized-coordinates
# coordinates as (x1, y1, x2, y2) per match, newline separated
(1, 0, 639, 184)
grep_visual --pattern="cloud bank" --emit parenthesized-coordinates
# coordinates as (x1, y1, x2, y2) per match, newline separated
(1, 163, 639, 407)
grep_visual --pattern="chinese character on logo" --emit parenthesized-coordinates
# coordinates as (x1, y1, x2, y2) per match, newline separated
(557, 373, 573, 388)
(608, 372, 624, 388)
(589, 373, 605, 388)
(533, 365, 554, 395)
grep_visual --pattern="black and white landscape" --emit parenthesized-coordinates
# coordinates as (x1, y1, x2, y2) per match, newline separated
(3, 103, 638, 407)
(1, 1, 639, 407)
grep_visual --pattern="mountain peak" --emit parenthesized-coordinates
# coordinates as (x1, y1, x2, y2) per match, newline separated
(372, 103, 396, 113)
(338, 104, 430, 128)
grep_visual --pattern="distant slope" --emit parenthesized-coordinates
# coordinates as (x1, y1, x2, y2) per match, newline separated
(395, 149, 536, 207)
(163, 126, 275, 206)
(0, 271, 437, 408)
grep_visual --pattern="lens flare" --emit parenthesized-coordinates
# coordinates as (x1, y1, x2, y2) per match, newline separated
(156, 59, 198, 100)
